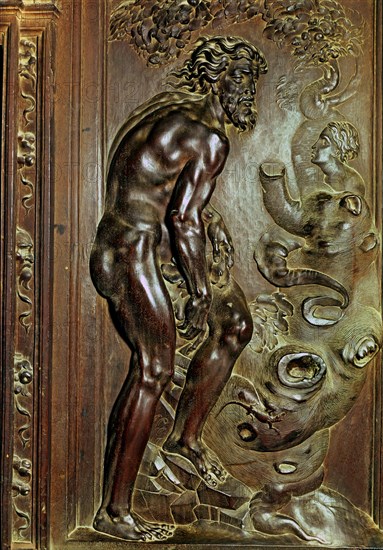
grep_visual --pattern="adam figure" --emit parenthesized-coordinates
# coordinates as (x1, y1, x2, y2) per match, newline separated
(90, 36, 267, 541)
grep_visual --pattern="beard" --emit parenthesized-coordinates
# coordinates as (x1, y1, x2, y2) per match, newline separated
(221, 93, 258, 132)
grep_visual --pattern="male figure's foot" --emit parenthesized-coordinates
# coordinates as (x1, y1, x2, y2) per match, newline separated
(93, 507, 175, 542)
(163, 437, 227, 487)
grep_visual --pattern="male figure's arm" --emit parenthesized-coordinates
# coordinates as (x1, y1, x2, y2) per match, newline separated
(168, 131, 229, 339)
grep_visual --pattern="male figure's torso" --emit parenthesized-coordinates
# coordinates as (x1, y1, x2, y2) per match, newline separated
(101, 93, 229, 260)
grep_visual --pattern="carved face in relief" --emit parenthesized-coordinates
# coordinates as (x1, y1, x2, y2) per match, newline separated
(16, 227, 34, 266)
(16, 227, 34, 291)
(311, 122, 360, 168)
(311, 128, 338, 165)
(216, 58, 259, 132)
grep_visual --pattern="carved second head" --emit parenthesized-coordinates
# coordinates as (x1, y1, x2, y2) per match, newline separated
(311, 121, 360, 167)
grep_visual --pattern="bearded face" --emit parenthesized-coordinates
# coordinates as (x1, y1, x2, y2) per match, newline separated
(217, 59, 259, 132)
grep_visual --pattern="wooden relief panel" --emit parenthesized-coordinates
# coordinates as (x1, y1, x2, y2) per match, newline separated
(0, 0, 382, 548)
(85, 0, 383, 546)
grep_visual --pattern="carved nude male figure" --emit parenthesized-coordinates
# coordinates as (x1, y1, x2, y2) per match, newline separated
(90, 36, 267, 541)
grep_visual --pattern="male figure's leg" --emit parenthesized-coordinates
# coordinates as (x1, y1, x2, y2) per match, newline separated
(93, 233, 176, 541)
(164, 279, 253, 485)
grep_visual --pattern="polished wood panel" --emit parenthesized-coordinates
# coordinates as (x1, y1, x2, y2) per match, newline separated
(0, 1, 382, 548)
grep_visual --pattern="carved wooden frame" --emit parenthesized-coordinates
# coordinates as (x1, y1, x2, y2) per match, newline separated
(1, 1, 58, 547)
(0, 1, 382, 548)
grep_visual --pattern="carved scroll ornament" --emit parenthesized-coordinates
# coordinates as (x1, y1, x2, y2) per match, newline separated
(11, 34, 38, 544)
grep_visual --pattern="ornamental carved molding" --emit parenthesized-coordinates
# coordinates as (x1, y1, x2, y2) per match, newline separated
(11, 34, 38, 544)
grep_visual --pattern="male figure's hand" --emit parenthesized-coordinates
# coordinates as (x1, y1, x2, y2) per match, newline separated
(205, 206, 234, 271)
(178, 293, 211, 341)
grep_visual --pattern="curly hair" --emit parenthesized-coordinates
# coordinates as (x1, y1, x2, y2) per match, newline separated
(327, 121, 360, 163)
(169, 36, 268, 93)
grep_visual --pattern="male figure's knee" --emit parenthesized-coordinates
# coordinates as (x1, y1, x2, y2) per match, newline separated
(221, 308, 253, 352)
(139, 349, 174, 394)
(235, 309, 253, 347)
